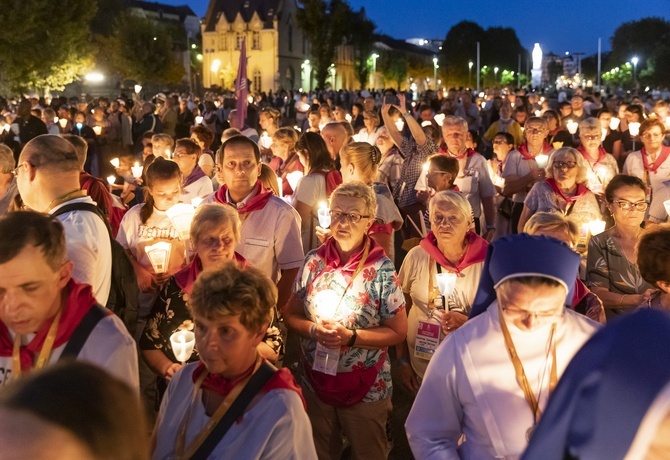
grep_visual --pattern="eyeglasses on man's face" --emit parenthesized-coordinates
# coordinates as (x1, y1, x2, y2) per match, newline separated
(329, 210, 370, 224)
(612, 200, 648, 212)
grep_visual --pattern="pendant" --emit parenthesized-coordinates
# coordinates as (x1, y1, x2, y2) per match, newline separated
(526, 426, 534, 442)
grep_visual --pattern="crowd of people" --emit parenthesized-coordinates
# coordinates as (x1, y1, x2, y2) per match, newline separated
(0, 83, 669, 459)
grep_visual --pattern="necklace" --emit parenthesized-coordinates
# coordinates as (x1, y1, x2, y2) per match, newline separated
(498, 304, 558, 442)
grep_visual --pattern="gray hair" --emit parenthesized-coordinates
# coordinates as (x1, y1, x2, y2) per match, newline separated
(0, 144, 15, 174)
(523, 212, 578, 247)
(578, 117, 600, 133)
(329, 181, 377, 218)
(429, 189, 473, 223)
(190, 203, 241, 245)
(441, 116, 468, 132)
(546, 147, 588, 184)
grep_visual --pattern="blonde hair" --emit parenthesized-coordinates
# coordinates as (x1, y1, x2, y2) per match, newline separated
(429, 189, 473, 224)
(523, 212, 578, 247)
(259, 163, 280, 197)
(190, 203, 241, 246)
(546, 147, 588, 184)
(151, 133, 174, 150)
(339, 142, 382, 184)
(329, 181, 377, 218)
(271, 127, 299, 151)
(363, 110, 380, 126)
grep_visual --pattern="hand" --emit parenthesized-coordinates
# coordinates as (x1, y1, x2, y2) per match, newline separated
(416, 189, 431, 205)
(441, 311, 468, 335)
(312, 321, 343, 348)
(137, 266, 155, 293)
(642, 289, 657, 301)
(381, 103, 392, 115)
(163, 362, 182, 381)
(152, 272, 171, 287)
(315, 226, 331, 244)
(531, 167, 546, 180)
(399, 361, 420, 395)
(395, 93, 407, 114)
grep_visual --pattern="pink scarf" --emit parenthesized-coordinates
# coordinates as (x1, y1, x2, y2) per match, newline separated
(213, 181, 273, 215)
(546, 178, 589, 204)
(419, 231, 488, 274)
(173, 253, 249, 295)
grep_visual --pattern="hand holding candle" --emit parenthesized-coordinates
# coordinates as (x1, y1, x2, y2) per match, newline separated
(317, 202, 331, 229)
(131, 162, 143, 179)
(170, 330, 195, 364)
(535, 154, 549, 169)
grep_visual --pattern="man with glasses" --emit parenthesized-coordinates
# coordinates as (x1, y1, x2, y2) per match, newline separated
(624, 118, 670, 198)
(406, 235, 600, 459)
(15, 135, 112, 306)
(204, 135, 303, 311)
(172, 138, 213, 204)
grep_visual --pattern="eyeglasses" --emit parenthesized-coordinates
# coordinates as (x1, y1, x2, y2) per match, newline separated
(329, 210, 370, 224)
(427, 169, 449, 176)
(431, 214, 464, 227)
(443, 132, 464, 139)
(173, 152, 195, 159)
(526, 128, 547, 135)
(581, 134, 601, 140)
(642, 132, 664, 140)
(502, 305, 564, 322)
(553, 161, 577, 170)
(11, 162, 29, 177)
(612, 200, 648, 211)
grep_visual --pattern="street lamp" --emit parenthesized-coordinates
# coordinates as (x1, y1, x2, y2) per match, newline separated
(631, 56, 639, 89)
(468, 61, 473, 88)
(494, 66, 499, 84)
(433, 57, 439, 90)
(371, 53, 379, 89)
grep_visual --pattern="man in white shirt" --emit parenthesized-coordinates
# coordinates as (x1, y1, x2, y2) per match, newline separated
(15, 134, 112, 305)
(406, 235, 600, 459)
(0, 211, 138, 391)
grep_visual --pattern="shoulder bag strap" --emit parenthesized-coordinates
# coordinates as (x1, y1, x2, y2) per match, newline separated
(59, 305, 108, 359)
(190, 361, 277, 460)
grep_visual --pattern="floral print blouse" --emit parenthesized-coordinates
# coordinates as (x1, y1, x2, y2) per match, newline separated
(294, 250, 405, 403)
(140, 277, 284, 363)
(586, 230, 653, 316)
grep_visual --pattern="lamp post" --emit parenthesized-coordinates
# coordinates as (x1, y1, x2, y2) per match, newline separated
(631, 56, 639, 89)
(494, 66, 499, 84)
(468, 61, 473, 88)
(433, 57, 439, 90)
(371, 53, 379, 89)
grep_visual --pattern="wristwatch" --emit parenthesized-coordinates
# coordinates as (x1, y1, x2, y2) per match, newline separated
(347, 328, 357, 347)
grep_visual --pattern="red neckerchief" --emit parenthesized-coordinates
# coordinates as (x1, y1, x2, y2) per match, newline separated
(577, 145, 607, 166)
(174, 253, 249, 295)
(419, 231, 488, 274)
(447, 148, 477, 160)
(517, 142, 553, 160)
(316, 235, 386, 275)
(640, 146, 670, 174)
(452, 184, 460, 192)
(213, 181, 273, 215)
(183, 165, 207, 188)
(549, 127, 563, 136)
(572, 279, 590, 307)
(191, 361, 305, 408)
(0, 279, 105, 372)
(546, 178, 589, 203)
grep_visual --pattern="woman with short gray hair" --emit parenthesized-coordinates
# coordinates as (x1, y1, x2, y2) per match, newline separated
(0, 144, 17, 216)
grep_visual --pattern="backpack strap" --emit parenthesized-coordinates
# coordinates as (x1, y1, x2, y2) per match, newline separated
(190, 361, 277, 460)
(59, 305, 108, 359)
(51, 201, 114, 238)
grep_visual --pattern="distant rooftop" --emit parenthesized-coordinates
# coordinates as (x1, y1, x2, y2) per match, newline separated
(129, 0, 197, 21)
(203, 0, 281, 32)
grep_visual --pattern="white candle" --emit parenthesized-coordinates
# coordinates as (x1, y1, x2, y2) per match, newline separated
(110, 158, 120, 168)
(58, 118, 67, 128)
(259, 132, 273, 149)
(602, 128, 608, 141)
(345, 114, 352, 123)
(53, 116, 59, 124)
(534, 110, 541, 117)
(134, 84, 142, 94)
(588, 219, 606, 235)
(434, 113, 445, 126)
(313, 289, 340, 323)
(170, 330, 195, 364)
(535, 154, 549, 169)
(131, 162, 143, 179)
(195, 116, 203, 125)
(145, 241, 172, 274)
(629, 122, 641, 137)
(664, 199, 670, 217)
(566, 120, 579, 135)
(395, 119, 405, 131)
(92, 126, 102, 136)
(106, 175, 116, 185)
(609, 117, 620, 130)
(191, 197, 204, 208)
(317, 202, 331, 229)
(166, 203, 196, 241)
(435, 272, 458, 298)
(665, 116, 670, 129)
(164, 149, 171, 159)
(421, 120, 433, 127)
(277, 177, 283, 197)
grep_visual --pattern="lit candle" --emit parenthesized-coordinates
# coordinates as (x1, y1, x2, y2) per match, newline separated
(277, 177, 283, 197)
(110, 157, 120, 168)
(53, 116, 59, 124)
(665, 116, 670, 129)
(313, 289, 340, 323)
(145, 241, 172, 274)
(534, 110, 541, 117)
(421, 120, 433, 127)
(535, 154, 549, 169)
(317, 201, 331, 229)
(566, 120, 579, 135)
(76, 122, 83, 130)
(134, 84, 142, 94)
(345, 114, 352, 123)
(352, 134, 361, 142)
(579, 223, 590, 239)
(169, 330, 195, 364)
(602, 128, 608, 141)
(106, 175, 116, 185)
(588, 219, 606, 236)
(259, 132, 273, 149)
(395, 119, 405, 131)
(93, 126, 102, 136)
(195, 116, 203, 125)
(131, 162, 143, 179)
(191, 197, 204, 208)
(434, 113, 445, 126)
(609, 117, 620, 130)
(247, 95, 254, 104)
(629, 122, 641, 137)
(435, 272, 458, 298)
(58, 118, 67, 129)
(293, 125, 302, 133)
(664, 199, 670, 217)
(166, 203, 196, 241)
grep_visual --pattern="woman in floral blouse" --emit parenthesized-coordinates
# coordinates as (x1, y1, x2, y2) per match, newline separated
(140, 204, 283, 393)
(284, 181, 407, 460)
(586, 175, 655, 319)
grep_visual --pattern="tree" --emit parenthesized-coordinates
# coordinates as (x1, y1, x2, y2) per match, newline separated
(99, 12, 184, 85)
(297, 0, 351, 89)
(0, 0, 97, 93)
(349, 8, 376, 88)
(378, 50, 408, 90)
(610, 18, 670, 69)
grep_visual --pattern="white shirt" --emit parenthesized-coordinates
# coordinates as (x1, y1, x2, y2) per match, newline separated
(181, 175, 213, 204)
(406, 302, 599, 460)
(623, 149, 670, 192)
(0, 314, 138, 393)
(153, 364, 316, 460)
(51, 197, 112, 306)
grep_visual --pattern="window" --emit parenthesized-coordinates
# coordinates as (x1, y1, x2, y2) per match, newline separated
(219, 34, 227, 50)
(253, 70, 261, 92)
(236, 33, 245, 50)
(252, 31, 260, 50)
(288, 25, 293, 52)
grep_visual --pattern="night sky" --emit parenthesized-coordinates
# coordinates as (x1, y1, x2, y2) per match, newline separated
(164, 0, 670, 56)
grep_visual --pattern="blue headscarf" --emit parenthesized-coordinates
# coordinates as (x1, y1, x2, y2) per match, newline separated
(523, 309, 670, 459)
(469, 234, 580, 319)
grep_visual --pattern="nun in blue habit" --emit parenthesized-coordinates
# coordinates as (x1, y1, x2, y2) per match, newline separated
(523, 308, 670, 460)
(406, 235, 601, 460)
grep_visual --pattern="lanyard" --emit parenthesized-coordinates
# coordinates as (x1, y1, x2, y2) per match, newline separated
(174, 355, 262, 460)
(497, 304, 557, 427)
(13, 309, 63, 378)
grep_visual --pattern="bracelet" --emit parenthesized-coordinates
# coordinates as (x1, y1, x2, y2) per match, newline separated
(617, 294, 625, 307)
(346, 328, 357, 347)
(309, 323, 316, 340)
(403, 112, 412, 118)
(396, 357, 410, 366)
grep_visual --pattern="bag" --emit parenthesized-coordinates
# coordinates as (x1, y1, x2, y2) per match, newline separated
(304, 351, 386, 407)
(314, 169, 343, 198)
(52, 202, 139, 335)
(499, 197, 514, 219)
